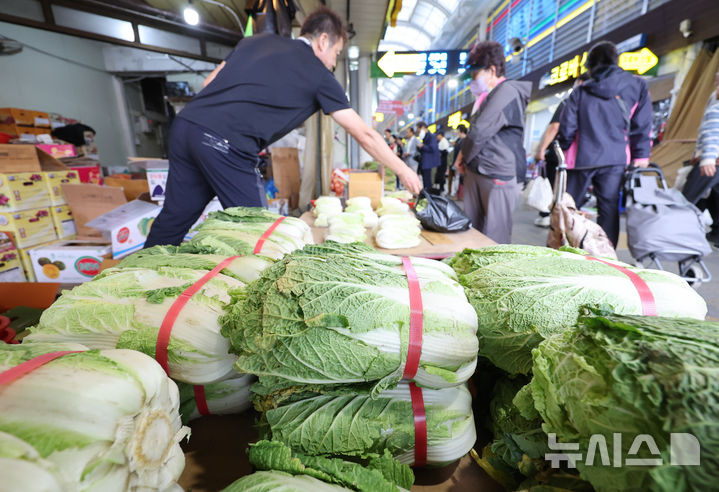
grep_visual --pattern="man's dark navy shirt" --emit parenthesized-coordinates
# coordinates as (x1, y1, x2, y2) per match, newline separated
(178, 33, 350, 152)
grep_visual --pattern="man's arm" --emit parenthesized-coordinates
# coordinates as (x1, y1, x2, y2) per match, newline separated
(203, 61, 226, 88)
(697, 102, 719, 176)
(535, 122, 560, 160)
(331, 108, 422, 193)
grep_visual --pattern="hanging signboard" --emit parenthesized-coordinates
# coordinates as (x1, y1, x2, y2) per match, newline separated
(374, 50, 469, 78)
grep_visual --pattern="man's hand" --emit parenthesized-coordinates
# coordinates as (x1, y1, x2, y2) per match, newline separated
(398, 168, 422, 194)
(701, 163, 717, 177)
(632, 158, 650, 168)
(330, 108, 421, 193)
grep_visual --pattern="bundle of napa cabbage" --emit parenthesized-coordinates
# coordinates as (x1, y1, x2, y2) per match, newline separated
(27, 247, 273, 384)
(180, 207, 313, 258)
(221, 242, 478, 393)
(0, 342, 189, 492)
(253, 381, 476, 466)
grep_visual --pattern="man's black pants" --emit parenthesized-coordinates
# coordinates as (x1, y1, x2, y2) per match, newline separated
(145, 117, 265, 247)
(566, 164, 625, 247)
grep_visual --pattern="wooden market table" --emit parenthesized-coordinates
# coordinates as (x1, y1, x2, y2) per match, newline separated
(299, 212, 496, 258)
(178, 414, 503, 492)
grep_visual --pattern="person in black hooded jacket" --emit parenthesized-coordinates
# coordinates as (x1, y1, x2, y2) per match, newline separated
(558, 41, 652, 247)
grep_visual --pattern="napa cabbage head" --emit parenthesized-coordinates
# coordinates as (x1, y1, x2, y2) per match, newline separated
(449, 245, 707, 374)
(528, 308, 719, 492)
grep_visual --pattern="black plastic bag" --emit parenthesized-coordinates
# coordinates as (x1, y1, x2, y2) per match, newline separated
(413, 189, 471, 232)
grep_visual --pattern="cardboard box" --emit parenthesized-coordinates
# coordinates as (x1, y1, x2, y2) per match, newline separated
(104, 176, 150, 202)
(0, 207, 57, 248)
(0, 108, 50, 127)
(16, 246, 36, 282)
(0, 250, 26, 282)
(0, 231, 24, 282)
(147, 168, 168, 201)
(126, 158, 170, 202)
(184, 197, 223, 241)
(271, 147, 300, 209)
(0, 172, 51, 211)
(43, 170, 80, 205)
(62, 184, 126, 238)
(29, 240, 111, 283)
(66, 161, 103, 185)
(348, 170, 383, 209)
(0, 144, 68, 174)
(86, 200, 160, 258)
(37, 144, 76, 159)
(50, 204, 76, 239)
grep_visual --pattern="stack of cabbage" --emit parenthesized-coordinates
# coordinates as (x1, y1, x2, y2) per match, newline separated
(448, 244, 716, 491)
(376, 196, 410, 216)
(344, 196, 378, 228)
(221, 440, 413, 492)
(26, 246, 273, 386)
(449, 244, 707, 374)
(313, 196, 343, 227)
(375, 214, 421, 249)
(326, 213, 367, 243)
(180, 206, 313, 258)
(0, 342, 189, 492)
(222, 242, 479, 465)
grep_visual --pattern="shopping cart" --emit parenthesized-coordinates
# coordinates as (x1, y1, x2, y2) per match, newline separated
(624, 166, 712, 287)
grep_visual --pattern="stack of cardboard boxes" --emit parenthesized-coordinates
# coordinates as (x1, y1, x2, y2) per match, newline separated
(0, 144, 114, 283)
(0, 108, 53, 140)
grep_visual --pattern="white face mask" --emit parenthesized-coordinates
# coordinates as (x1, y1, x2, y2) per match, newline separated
(419, 130, 427, 139)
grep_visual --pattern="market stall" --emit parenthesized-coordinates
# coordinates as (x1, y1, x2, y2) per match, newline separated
(300, 211, 495, 258)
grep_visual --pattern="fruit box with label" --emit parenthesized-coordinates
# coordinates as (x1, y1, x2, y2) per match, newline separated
(50, 204, 76, 239)
(85, 200, 160, 259)
(17, 246, 36, 282)
(0, 232, 25, 282)
(0, 250, 26, 282)
(29, 240, 111, 283)
(0, 172, 50, 211)
(0, 207, 57, 248)
(43, 170, 80, 205)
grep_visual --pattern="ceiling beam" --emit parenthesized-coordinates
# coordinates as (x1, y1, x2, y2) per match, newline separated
(0, 11, 225, 63)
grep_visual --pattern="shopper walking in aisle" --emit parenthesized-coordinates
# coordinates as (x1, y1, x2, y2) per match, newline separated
(435, 131, 450, 193)
(448, 125, 467, 197)
(532, 72, 591, 227)
(684, 69, 719, 243)
(145, 7, 421, 247)
(454, 41, 531, 244)
(558, 41, 652, 247)
(416, 121, 440, 190)
(402, 127, 420, 173)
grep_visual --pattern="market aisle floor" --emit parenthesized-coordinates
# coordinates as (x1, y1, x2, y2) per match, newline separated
(510, 206, 719, 320)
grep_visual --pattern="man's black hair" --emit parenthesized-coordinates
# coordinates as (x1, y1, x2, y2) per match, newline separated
(300, 7, 348, 44)
(457, 124, 468, 134)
